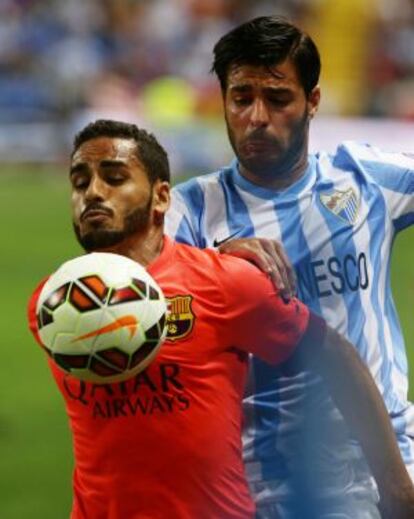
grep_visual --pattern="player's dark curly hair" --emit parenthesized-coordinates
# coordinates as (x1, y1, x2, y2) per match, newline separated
(72, 119, 170, 184)
(212, 16, 321, 97)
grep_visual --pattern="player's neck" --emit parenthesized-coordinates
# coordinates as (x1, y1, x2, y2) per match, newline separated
(96, 226, 164, 267)
(240, 148, 309, 191)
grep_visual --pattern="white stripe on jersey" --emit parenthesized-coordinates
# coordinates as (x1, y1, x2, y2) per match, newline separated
(200, 176, 232, 244)
(165, 190, 192, 238)
(234, 189, 283, 241)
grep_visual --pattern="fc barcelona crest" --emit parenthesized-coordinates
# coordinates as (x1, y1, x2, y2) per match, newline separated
(166, 295, 195, 341)
(320, 187, 359, 224)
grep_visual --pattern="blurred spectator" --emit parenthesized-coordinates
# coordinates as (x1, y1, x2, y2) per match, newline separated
(0, 0, 412, 168)
(367, 0, 414, 118)
(304, 0, 380, 116)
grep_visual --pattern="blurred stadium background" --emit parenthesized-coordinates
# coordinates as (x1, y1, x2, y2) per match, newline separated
(0, 0, 413, 517)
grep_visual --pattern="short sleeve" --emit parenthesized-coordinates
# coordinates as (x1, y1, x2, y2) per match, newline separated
(165, 187, 205, 247)
(342, 143, 414, 231)
(368, 151, 414, 230)
(218, 256, 310, 365)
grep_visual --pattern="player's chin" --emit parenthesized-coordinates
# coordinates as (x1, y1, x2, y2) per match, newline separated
(76, 229, 125, 252)
(240, 155, 280, 175)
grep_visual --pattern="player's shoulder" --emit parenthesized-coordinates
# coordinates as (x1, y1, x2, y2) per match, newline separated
(172, 165, 233, 198)
(173, 241, 271, 289)
(313, 141, 414, 192)
(332, 141, 414, 174)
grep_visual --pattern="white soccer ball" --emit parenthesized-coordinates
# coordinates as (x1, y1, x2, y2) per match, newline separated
(36, 252, 167, 383)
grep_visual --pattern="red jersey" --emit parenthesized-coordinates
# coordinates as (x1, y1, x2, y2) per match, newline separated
(28, 237, 314, 519)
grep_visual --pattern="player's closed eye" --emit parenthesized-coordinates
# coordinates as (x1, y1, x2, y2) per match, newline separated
(267, 97, 290, 107)
(233, 97, 252, 107)
(72, 175, 90, 190)
(105, 173, 127, 185)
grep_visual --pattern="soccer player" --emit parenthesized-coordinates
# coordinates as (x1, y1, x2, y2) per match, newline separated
(166, 15, 414, 519)
(27, 120, 414, 519)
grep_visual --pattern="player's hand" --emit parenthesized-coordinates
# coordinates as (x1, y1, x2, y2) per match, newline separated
(378, 483, 414, 518)
(217, 238, 296, 300)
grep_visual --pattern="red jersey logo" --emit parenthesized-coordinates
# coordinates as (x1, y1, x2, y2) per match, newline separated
(166, 296, 194, 341)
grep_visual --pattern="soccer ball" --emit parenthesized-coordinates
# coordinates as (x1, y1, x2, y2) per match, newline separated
(36, 252, 167, 384)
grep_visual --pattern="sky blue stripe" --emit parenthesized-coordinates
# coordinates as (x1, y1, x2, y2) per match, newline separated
(359, 159, 414, 194)
(173, 179, 207, 248)
(383, 231, 408, 377)
(219, 167, 255, 236)
(174, 215, 198, 247)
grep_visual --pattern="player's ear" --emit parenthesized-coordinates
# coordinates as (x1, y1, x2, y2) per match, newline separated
(307, 85, 320, 119)
(152, 180, 170, 225)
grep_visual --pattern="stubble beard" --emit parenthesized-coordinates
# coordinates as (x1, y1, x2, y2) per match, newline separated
(73, 199, 152, 252)
(226, 109, 310, 180)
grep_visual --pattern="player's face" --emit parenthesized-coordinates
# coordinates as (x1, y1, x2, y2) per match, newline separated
(71, 137, 154, 251)
(223, 59, 320, 180)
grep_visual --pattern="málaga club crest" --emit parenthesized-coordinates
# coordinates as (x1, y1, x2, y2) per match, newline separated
(320, 187, 359, 224)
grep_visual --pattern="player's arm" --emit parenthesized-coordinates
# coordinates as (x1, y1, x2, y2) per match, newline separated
(292, 321, 414, 518)
(223, 260, 414, 516)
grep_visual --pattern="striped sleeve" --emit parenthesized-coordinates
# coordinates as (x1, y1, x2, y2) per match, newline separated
(166, 181, 206, 247)
(343, 142, 414, 231)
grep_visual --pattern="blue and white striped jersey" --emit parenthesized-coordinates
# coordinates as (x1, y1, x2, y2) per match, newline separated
(165, 141, 414, 507)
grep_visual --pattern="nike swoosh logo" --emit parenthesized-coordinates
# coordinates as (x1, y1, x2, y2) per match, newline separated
(213, 229, 244, 247)
(71, 315, 138, 342)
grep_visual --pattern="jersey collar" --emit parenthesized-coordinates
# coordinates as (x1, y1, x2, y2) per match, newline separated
(147, 236, 176, 275)
(230, 156, 316, 200)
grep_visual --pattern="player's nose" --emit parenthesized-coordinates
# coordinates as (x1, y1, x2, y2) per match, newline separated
(249, 98, 270, 128)
(84, 176, 107, 201)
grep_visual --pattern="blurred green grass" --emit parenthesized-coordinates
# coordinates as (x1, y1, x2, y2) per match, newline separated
(0, 169, 413, 519)
(0, 170, 80, 519)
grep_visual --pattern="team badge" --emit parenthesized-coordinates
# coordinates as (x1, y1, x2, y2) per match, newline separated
(320, 187, 359, 224)
(166, 296, 195, 341)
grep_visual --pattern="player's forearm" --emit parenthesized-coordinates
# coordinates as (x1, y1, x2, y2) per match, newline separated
(313, 326, 414, 508)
